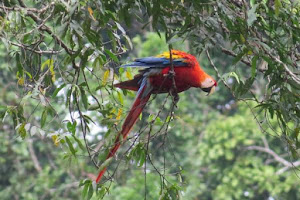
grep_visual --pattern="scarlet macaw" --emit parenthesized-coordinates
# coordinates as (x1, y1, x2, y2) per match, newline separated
(96, 50, 217, 183)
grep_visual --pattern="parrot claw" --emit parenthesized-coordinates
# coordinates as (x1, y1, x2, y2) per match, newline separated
(166, 70, 176, 79)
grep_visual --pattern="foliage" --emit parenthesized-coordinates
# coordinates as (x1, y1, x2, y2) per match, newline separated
(190, 103, 300, 199)
(0, 0, 300, 199)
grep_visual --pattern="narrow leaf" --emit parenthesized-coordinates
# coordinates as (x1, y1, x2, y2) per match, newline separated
(72, 135, 85, 151)
(82, 182, 90, 199)
(102, 70, 110, 85)
(275, 0, 282, 16)
(41, 108, 48, 128)
(251, 56, 258, 78)
(52, 84, 66, 98)
(104, 49, 119, 62)
(117, 91, 124, 105)
(87, 183, 94, 200)
(80, 88, 88, 110)
(65, 136, 76, 155)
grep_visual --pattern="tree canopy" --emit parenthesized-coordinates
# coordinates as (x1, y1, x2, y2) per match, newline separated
(0, 0, 299, 199)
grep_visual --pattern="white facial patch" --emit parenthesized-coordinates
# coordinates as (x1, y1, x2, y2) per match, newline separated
(201, 77, 215, 88)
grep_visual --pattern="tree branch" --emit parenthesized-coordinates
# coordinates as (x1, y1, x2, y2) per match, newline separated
(27, 139, 42, 173)
(219, 46, 251, 66)
(276, 160, 300, 175)
(9, 41, 62, 54)
(245, 145, 300, 172)
(0, 2, 54, 13)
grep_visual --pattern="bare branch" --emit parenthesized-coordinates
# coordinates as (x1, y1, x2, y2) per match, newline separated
(27, 139, 42, 173)
(276, 160, 300, 175)
(245, 145, 296, 168)
(272, 55, 300, 84)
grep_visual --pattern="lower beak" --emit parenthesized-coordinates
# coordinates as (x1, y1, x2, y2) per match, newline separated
(207, 86, 216, 96)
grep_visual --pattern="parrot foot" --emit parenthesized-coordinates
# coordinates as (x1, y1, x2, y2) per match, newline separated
(167, 70, 176, 78)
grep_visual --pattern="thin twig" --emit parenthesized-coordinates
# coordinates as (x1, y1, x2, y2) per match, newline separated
(8, 41, 62, 54)
(17, 0, 74, 55)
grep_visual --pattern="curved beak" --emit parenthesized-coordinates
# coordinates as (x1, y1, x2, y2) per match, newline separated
(201, 85, 216, 96)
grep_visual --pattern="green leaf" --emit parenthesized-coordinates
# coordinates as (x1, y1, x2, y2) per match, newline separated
(292, 127, 299, 140)
(117, 91, 124, 105)
(275, 0, 282, 16)
(41, 108, 48, 128)
(251, 56, 258, 78)
(222, 72, 240, 84)
(155, 116, 163, 126)
(104, 49, 119, 62)
(65, 136, 76, 156)
(41, 59, 54, 71)
(97, 186, 107, 199)
(17, 123, 27, 139)
(79, 179, 90, 187)
(82, 182, 90, 199)
(250, 0, 256, 7)
(72, 135, 85, 151)
(80, 87, 88, 110)
(67, 121, 77, 135)
(138, 149, 146, 167)
(232, 49, 247, 65)
(52, 84, 66, 98)
(148, 114, 154, 123)
(16, 53, 23, 75)
(87, 183, 94, 200)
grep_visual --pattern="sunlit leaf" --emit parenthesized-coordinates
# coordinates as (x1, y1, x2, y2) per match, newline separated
(88, 7, 96, 21)
(102, 70, 110, 85)
(126, 70, 133, 80)
(275, 0, 282, 16)
(52, 135, 60, 146)
(116, 108, 122, 120)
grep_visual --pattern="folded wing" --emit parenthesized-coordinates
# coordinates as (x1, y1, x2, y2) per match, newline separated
(122, 57, 189, 68)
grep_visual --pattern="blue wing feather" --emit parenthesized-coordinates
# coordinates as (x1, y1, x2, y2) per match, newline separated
(122, 57, 188, 68)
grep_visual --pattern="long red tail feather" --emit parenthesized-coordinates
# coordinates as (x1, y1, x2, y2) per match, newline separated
(96, 86, 151, 183)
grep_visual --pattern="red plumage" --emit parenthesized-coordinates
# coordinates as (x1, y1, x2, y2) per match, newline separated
(95, 50, 217, 183)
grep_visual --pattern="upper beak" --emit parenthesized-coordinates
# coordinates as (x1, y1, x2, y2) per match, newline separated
(201, 85, 216, 96)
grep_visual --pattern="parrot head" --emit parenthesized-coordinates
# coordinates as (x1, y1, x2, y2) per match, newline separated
(200, 75, 217, 96)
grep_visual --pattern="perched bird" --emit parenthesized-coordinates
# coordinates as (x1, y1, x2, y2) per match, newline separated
(96, 50, 217, 183)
